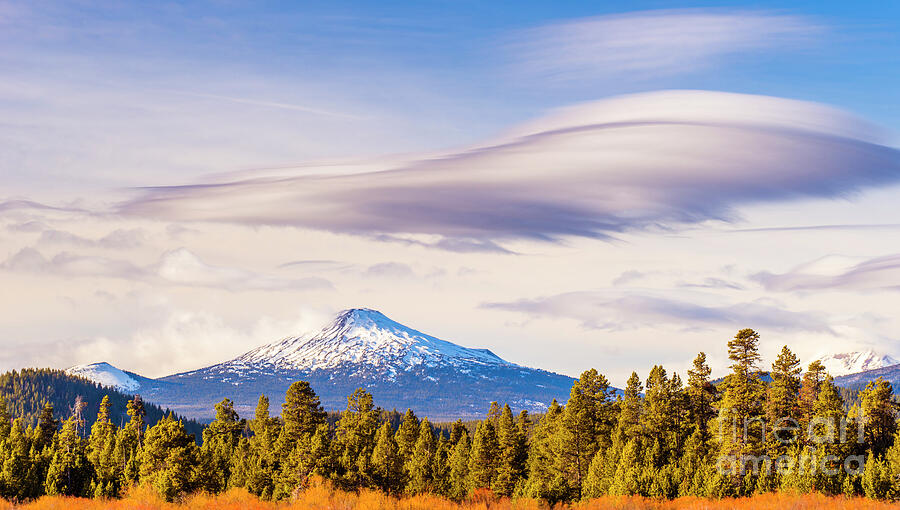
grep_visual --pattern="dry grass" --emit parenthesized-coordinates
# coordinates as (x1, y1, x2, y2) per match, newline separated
(7, 486, 900, 510)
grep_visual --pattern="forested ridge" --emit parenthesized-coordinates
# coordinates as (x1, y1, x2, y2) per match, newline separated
(3, 329, 900, 503)
(0, 368, 203, 436)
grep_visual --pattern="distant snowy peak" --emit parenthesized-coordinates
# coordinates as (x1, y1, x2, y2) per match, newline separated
(232, 308, 509, 372)
(65, 362, 141, 392)
(816, 350, 900, 377)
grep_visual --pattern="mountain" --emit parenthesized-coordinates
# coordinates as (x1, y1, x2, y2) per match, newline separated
(834, 363, 900, 391)
(815, 350, 899, 377)
(66, 362, 143, 392)
(0, 368, 204, 438)
(80, 309, 577, 421)
(65, 361, 179, 395)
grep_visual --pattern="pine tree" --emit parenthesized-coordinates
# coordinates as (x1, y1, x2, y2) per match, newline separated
(0, 395, 12, 441)
(766, 346, 802, 454)
(0, 419, 37, 500)
(274, 423, 332, 499)
(282, 381, 326, 442)
(799, 360, 827, 438)
(608, 437, 643, 496)
(126, 396, 146, 443)
(35, 403, 58, 450)
(717, 329, 766, 493)
(431, 436, 452, 497)
(139, 415, 200, 501)
(232, 395, 282, 499)
(200, 398, 244, 493)
(554, 369, 615, 499)
(809, 376, 845, 494)
(395, 409, 419, 457)
(522, 399, 568, 503)
(87, 395, 120, 498)
(642, 366, 677, 468)
(448, 419, 467, 446)
(406, 418, 436, 494)
(394, 408, 419, 485)
(862, 456, 894, 499)
(859, 377, 896, 458)
(687, 353, 715, 437)
(493, 404, 525, 496)
(114, 396, 146, 488)
(468, 419, 498, 492)
(487, 401, 502, 424)
(334, 388, 380, 489)
(448, 431, 471, 500)
(371, 421, 403, 493)
(720, 329, 765, 459)
(44, 417, 91, 496)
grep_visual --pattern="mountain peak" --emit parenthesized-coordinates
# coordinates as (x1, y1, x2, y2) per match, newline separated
(816, 349, 899, 377)
(66, 362, 141, 392)
(230, 308, 508, 375)
(335, 308, 392, 326)
(148, 307, 577, 419)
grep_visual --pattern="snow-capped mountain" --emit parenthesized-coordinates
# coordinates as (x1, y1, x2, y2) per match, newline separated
(66, 362, 141, 392)
(815, 350, 899, 377)
(227, 308, 508, 376)
(137, 308, 576, 420)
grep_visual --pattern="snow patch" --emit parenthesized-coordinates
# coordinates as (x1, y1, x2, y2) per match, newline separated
(816, 350, 900, 377)
(66, 362, 140, 392)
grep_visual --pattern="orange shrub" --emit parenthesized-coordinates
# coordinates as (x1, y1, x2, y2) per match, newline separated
(10, 490, 900, 510)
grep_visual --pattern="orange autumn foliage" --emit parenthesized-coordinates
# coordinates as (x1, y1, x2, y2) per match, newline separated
(7, 484, 900, 510)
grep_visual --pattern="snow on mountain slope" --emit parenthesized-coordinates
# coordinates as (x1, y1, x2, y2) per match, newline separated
(225, 308, 509, 377)
(816, 350, 899, 377)
(155, 308, 578, 420)
(66, 362, 141, 392)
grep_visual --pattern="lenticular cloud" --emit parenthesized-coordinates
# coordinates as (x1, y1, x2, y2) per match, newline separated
(121, 90, 900, 244)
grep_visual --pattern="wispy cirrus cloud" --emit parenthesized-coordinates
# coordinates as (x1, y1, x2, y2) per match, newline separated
(37, 228, 145, 250)
(508, 9, 822, 83)
(755, 254, 900, 292)
(120, 90, 900, 249)
(483, 291, 832, 333)
(1, 246, 332, 292)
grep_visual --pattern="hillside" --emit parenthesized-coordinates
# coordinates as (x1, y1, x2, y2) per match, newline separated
(0, 368, 203, 437)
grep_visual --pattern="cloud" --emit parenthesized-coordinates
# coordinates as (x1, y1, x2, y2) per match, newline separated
(154, 248, 333, 291)
(370, 234, 515, 254)
(612, 270, 645, 286)
(1, 247, 144, 279)
(10, 309, 331, 379)
(1, 246, 332, 291)
(6, 221, 48, 233)
(755, 254, 900, 292)
(165, 90, 361, 120)
(119, 90, 900, 247)
(678, 277, 746, 291)
(732, 224, 900, 233)
(278, 259, 345, 270)
(508, 9, 822, 82)
(363, 262, 416, 279)
(483, 291, 831, 333)
(38, 228, 145, 249)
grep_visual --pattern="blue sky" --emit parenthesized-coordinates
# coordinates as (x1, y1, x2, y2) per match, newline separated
(2, 1, 900, 383)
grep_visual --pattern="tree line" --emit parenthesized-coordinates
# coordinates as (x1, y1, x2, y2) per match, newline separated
(2, 328, 900, 502)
